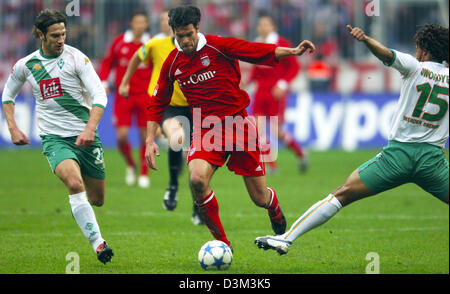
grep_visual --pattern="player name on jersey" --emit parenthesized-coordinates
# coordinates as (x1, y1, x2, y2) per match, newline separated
(420, 68, 450, 84)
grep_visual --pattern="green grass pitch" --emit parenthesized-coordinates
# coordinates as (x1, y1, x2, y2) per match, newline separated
(0, 147, 448, 274)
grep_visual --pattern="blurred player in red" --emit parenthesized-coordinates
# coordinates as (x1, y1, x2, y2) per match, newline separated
(99, 10, 152, 188)
(145, 6, 315, 247)
(249, 14, 308, 173)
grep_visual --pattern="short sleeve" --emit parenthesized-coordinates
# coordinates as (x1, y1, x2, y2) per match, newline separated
(384, 49, 420, 78)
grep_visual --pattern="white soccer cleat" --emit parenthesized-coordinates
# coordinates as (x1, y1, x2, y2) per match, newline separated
(254, 235, 292, 255)
(125, 167, 136, 186)
(138, 175, 150, 188)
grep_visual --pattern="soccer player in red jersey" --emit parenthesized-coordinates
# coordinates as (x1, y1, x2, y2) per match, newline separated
(145, 6, 315, 247)
(249, 14, 308, 173)
(99, 10, 152, 188)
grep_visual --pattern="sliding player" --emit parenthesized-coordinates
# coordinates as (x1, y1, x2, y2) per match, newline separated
(255, 24, 449, 255)
(2, 9, 113, 264)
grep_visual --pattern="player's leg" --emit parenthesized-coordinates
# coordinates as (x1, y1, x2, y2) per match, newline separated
(162, 116, 185, 210)
(243, 175, 287, 234)
(117, 126, 137, 186)
(189, 158, 230, 245)
(114, 95, 136, 186)
(412, 144, 449, 205)
(275, 111, 308, 173)
(255, 168, 374, 255)
(55, 159, 112, 263)
(255, 144, 407, 255)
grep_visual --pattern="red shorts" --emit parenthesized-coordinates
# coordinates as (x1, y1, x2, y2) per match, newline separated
(187, 112, 265, 177)
(113, 92, 149, 128)
(251, 93, 287, 123)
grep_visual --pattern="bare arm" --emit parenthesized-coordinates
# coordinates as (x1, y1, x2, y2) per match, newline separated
(118, 50, 143, 98)
(275, 40, 316, 60)
(75, 106, 104, 148)
(2, 103, 30, 145)
(346, 25, 394, 64)
(145, 121, 161, 170)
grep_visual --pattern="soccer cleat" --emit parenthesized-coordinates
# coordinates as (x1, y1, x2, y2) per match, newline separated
(163, 185, 178, 211)
(138, 175, 150, 188)
(125, 166, 136, 186)
(254, 235, 291, 255)
(96, 241, 114, 264)
(268, 207, 287, 235)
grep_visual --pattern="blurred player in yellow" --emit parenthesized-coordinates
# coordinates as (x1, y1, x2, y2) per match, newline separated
(119, 9, 203, 225)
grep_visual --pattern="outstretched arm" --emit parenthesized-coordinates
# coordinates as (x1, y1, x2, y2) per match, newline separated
(346, 25, 394, 64)
(275, 40, 316, 60)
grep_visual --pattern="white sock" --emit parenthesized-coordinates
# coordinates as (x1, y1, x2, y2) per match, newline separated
(69, 192, 104, 251)
(282, 194, 342, 243)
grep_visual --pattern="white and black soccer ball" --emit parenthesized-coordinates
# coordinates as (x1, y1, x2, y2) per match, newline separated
(198, 240, 233, 270)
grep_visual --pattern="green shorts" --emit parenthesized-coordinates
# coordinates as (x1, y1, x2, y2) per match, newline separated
(41, 134, 106, 180)
(358, 140, 449, 199)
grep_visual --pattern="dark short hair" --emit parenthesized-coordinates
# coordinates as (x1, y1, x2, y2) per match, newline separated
(130, 9, 148, 21)
(33, 9, 67, 38)
(415, 23, 449, 63)
(168, 5, 201, 31)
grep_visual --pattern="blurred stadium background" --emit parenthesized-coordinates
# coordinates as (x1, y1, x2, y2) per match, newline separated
(0, 0, 448, 150)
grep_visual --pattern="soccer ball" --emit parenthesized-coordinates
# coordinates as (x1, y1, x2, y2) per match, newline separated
(198, 240, 233, 270)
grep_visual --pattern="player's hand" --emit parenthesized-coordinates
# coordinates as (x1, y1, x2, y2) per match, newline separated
(10, 128, 30, 145)
(294, 40, 316, 56)
(347, 25, 368, 42)
(145, 140, 160, 170)
(75, 128, 95, 148)
(118, 83, 129, 98)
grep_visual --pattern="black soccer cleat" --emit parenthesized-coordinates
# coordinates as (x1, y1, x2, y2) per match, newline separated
(96, 241, 114, 265)
(163, 185, 178, 211)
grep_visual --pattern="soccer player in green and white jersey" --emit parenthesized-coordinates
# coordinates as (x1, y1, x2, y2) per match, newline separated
(255, 24, 449, 255)
(2, 9, 113, 264)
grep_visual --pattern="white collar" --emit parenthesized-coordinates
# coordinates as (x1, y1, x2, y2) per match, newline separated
(175, 32, 207, 52)
(255, 32, 279, 44)
(123, 30, 151, 43)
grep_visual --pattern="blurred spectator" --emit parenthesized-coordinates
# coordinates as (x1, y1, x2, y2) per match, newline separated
(307, 53, 333, 92)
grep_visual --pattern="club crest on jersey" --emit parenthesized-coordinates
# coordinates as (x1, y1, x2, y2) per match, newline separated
(39, 77, 64, 100)
(201, 55, 210, 67)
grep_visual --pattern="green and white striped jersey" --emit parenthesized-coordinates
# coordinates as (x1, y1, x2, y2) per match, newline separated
(385, 50, 449, 148)
(2, 44, 108, 138)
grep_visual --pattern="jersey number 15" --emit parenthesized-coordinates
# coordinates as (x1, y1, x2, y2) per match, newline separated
(413, 83, 449, 122)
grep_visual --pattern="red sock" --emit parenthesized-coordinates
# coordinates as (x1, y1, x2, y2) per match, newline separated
(118, 141, 136, 168)
(266, 187, 281, 218)
(196, 191, 230, 246)
(283, 134, 304, 159)
(139, 143, 148, 175)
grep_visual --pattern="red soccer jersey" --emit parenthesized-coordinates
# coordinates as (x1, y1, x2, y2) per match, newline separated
(147, 33, 278, 123)
(99, 31, 152, 95)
